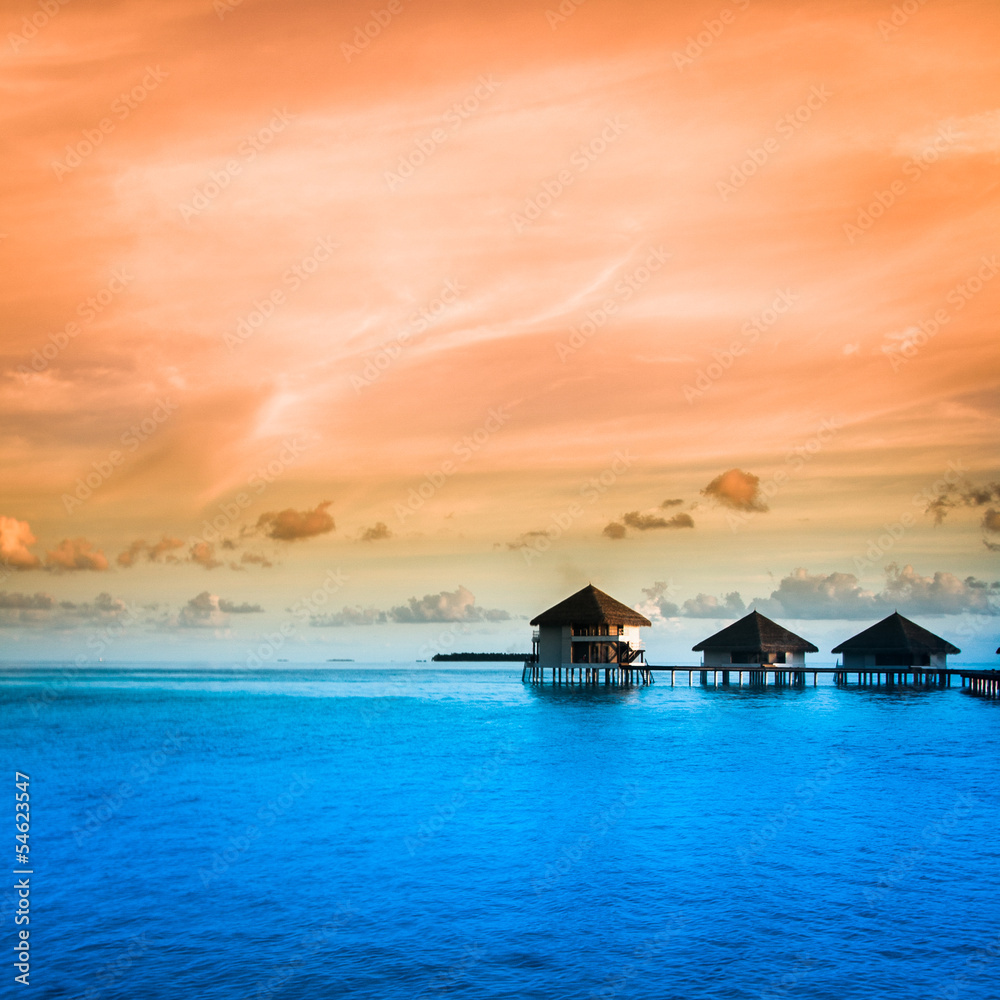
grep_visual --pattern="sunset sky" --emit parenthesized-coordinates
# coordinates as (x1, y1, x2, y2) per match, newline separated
(2, 0, 998, 663)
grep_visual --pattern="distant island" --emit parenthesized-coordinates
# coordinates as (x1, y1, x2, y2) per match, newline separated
(326, 658, 354, 662)
(432, 652, 532, 661)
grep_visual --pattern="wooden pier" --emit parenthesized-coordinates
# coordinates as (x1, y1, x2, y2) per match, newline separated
(521, 661, 654, 686)
(959, 669, 1000, 696)
(522, 662, 1000, 694)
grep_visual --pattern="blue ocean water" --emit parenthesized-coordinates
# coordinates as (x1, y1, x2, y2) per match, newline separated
(2, 663, 998, 1000)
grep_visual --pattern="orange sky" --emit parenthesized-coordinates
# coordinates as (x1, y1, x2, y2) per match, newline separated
(1, 0, 998, 661)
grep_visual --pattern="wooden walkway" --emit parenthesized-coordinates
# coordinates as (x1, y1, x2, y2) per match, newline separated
(959, 669, 1000, 696)
(522, 663, 1000, 695)
(522, 663, 653, 685)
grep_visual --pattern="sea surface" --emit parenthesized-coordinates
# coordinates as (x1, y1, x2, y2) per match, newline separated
(2, 663, 999, 1000)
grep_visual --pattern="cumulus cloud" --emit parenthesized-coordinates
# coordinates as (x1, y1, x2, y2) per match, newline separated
(74, 592, 132, 619)
(389, 586, 511, 623)
(636, 580, 679, 619)
(177, 592, 228, 628)
(118, 536, 184, 567)
(622, 510, 695, 531)
(189, 542, 222, 570)
(240, 552, 273, 568)
(508, 530, 554, 549)
(0, 591, 54, 610)
(44, 538, 109, 572)
(701, 469, 768, 512)
(311, 606, 388, 627)
(984, 509, 1000, 552)
(752, 569, 885, 619)
(682, 592, 747, 618)
(925, 478, 1000, 524)
(257, 501, 334, 541)
(118, 536, 272, 570)
(218, 598, 264, 614)
(636, 565, 998, 624)
(0, 591, 133, 628)
(0, 516, 41, 570)
(604, 506, 694, 539)
(751, 566, 998, 618)
(172, 592, 264, 628)
(360, 522, 392, 542)
(881, 563, 998, 616)
(638, 582, 746, 619)
(310, 586, 511, 626)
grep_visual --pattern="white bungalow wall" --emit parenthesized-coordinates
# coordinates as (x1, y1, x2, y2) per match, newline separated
(537, 625, 570, 669)
(842, 651, 949, 670)
(702, 649, 806, 667)
(621, 626, 642, 647)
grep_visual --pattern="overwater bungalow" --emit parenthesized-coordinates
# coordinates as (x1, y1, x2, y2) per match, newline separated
(692, 610, 818, 669)
(831, 612, 959, 672)
(526, 584, 651, 684)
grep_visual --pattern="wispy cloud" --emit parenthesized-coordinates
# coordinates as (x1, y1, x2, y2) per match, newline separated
(311, 586, 511, 626)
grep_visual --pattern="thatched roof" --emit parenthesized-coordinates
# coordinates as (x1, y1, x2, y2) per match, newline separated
(692, 611, 818, 653)
(831, 612, 959, 655)
(530, 585, 651, 627)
